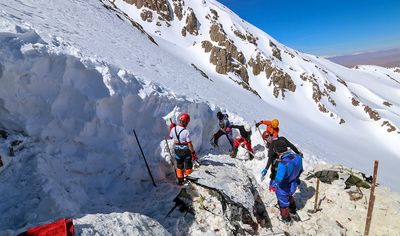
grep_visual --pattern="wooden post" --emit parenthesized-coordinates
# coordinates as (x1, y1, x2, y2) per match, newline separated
(364, 160, 379, 236)
(314, 178, 320, 211)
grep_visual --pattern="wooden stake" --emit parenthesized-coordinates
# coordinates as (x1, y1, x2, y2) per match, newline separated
(314, 178, 320, 211)
(364, 160, 379, 236)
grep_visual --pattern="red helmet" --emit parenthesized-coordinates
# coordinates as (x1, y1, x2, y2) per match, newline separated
(179, 113, 190, 125)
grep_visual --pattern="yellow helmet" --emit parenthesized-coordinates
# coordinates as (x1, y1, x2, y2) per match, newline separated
(271, 119, 279, 129)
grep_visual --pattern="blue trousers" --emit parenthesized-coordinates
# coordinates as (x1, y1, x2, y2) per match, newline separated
(276, 181, 298, 208)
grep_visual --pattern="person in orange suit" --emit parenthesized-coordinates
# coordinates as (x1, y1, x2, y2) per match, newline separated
(255, 119, 280, 147)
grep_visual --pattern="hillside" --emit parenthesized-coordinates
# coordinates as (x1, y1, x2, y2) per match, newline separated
(0, 0, 399, 235)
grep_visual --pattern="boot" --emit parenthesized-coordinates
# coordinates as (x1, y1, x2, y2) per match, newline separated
(279, 207, 291, 223)
(177, 178, 185, 185)
(289, 197, 297, 214)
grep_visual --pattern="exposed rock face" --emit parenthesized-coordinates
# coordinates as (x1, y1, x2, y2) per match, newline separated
(209, 8, 218, 20)
(269, 40, 282, 61)
(172, 0, 183, 21)
(383, 101, 392, 107)
(182, 9, 199, 36)
(248, 53, 296, 98)
(248, 53, 272, 76)
(351, 98, 360, 106)
(123, 0, 172, 21)
(232, 27, 258, 46)
(300, 73, 336, 106)
(394, 68, 400, 73)
(201, 40, 213, 53)
(202, 23, 249, 82)
(184, 155, 271, 234)
(209, 46, 229, 74)
(269, 69, 296, 98)
(363, 105, 381, 121)
(209, 23, 227, 44)
(140, 9, 153, 22)
(382, 121, 396, 132)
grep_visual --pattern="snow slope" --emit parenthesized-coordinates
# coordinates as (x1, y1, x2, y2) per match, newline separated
(0, 0, 399, 234)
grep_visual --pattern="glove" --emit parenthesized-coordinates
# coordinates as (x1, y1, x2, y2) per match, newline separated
(169, 122, 176, 130)
(191, 151, 197, 161)
(261, 168, 268, 177)
(255, 122, 260, 128)
(296, 178, 301, 185)
(269, 180, 277, 192)
(225, 127, 231, 132)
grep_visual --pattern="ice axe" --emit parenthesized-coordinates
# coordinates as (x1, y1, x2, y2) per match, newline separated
(308, 178, 322, 213)
(254, 120, 268, 149)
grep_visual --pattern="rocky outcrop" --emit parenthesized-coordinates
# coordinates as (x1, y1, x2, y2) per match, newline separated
(363, 105, 381, 121)
(172, 0, 183, 21)
(300, 73, 336, 106)
(182, 155, 271, 234)
(382, 121, 396, 132)
(140, 9, 153, 22)
(269, 69, 296, 98)
(201, 40, 212, 53)
(201, 23, 249, 82)
(209, 23, 227, 43)
(248, 53, 296, 98)
(232, 27, 258, 46)
(269, 40, 282, 61)
(182, 9, 199, 36)
(210, 9, 218, 20)
(123, 0, 172, 21)
(248, 53, 272, 76)
(383, 101, 392, 107)
(351, 98, 360, 106)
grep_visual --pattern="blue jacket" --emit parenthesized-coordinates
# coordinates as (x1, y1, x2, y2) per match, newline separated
(275, 151, 303, 193)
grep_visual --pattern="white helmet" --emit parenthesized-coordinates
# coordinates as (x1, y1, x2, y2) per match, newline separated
(244, 124, 251, 132)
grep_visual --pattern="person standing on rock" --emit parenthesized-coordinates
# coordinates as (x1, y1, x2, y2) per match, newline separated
(211, 111, 233, 148)
(169, 113, 197, 185)
(261, 136, 302, 191)
(272, 140, 303, 223)
(255, 119, 280, 147)
(230, 124, 254, 160)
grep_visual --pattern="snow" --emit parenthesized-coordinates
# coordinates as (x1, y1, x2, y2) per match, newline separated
(74, 212, 171, 236)
(0, 0, 399, 235)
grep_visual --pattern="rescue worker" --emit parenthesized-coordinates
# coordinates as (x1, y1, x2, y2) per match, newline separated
(169, 113, 197, 185)
(261, 136, 302, 191)
(230, 124, 254, 160)
(255, 119, 280, 147)
(211, 111, 233, 147)
(272, 140, 303, 223)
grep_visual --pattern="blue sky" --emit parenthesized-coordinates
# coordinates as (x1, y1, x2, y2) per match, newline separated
(218, 0, 400, 56)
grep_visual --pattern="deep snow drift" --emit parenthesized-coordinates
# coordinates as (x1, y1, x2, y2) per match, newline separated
(0, 0, 399, 235)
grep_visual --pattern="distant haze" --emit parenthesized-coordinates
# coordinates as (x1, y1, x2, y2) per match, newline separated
(328, 48, 400, 68)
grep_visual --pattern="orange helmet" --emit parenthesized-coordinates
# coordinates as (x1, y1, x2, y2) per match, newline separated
(179, 113, 190, 126)
(271, 119, 279, 129)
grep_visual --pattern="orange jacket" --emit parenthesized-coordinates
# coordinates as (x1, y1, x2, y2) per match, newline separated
(259, 120, 279, 138)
